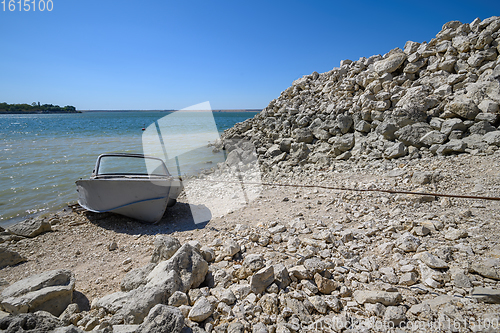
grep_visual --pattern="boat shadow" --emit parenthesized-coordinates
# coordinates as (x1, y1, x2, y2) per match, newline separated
(82, 200, 211, 236)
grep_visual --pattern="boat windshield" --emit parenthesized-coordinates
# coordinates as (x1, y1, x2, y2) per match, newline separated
(96, 155, 169, 177)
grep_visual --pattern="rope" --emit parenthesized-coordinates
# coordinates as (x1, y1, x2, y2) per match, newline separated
(194, 179, 500, 202)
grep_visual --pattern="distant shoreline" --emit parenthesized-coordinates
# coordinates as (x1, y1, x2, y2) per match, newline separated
(0, 111, 81, 114)
(0, 102, 78, 114)
(0, 109, 262, 114)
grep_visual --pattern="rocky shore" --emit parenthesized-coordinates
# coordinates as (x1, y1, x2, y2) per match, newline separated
(2, 152, 500, 333)
(1, 16, 500, 333)
(220, 16, 500, 175)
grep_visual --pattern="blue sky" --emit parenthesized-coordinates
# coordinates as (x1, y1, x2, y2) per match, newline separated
(1, 0, 499, 110)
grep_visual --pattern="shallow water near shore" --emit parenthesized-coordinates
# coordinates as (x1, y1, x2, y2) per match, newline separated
(0, 111, 258, 226)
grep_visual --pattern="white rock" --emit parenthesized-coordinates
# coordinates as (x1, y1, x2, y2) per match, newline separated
(230, 284, 251, 300)
(250, 266, 274, 294)
(1, 269, 75, 316)
(308, 296, 328, 314)
(478, 100, 500, 113)
(444, 228, 468, 241)
(151, 235, 181, 263)
(383, 305, 407, 326)
(414, 251, 449, 269)
(288, 265, 312, 280)
(374, 53, 407, 74)
(397, 232, 421, 252)
(187, 296, 213, 322)
(353, 290, 402, 306)
(222, 239, 241, 257)
(483, 131, 500, 146)
(7, 217, 52, 238)
(0, 247, 26, 269)
(399, 272, 418, 286)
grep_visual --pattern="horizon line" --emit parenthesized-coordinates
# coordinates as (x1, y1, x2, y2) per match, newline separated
(79, 109, 263, 112)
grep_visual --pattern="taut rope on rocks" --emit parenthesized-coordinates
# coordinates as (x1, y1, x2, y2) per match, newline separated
(199, 178, 500, 201)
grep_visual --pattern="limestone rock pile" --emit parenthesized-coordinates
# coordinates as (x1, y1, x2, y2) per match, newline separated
(221, 16, 500, 174)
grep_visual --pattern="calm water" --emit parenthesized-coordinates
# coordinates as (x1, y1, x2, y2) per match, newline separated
(0, 111, 258, 225)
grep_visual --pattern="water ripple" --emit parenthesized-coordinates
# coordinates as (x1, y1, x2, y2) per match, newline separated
(0, 111, 258, 225)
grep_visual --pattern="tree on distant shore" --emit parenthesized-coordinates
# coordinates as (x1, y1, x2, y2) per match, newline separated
(0, 102, 79, 114)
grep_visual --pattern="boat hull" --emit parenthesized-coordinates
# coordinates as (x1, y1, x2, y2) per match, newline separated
(76, 178, 173, 223)
(168, 178, 183, 207)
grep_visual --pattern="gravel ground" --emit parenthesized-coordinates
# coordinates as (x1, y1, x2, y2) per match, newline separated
(1, 151, 500, 330)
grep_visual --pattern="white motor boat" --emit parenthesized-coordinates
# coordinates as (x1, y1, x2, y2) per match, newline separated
(76, 153, 183, 223)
